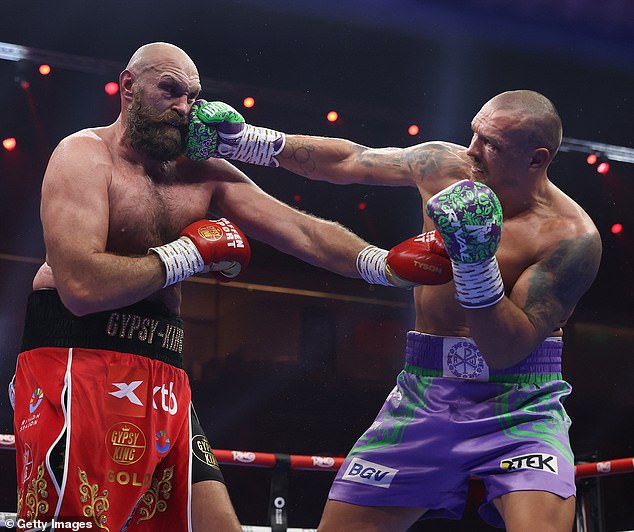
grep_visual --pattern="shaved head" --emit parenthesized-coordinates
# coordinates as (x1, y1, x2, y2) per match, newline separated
(126, 42, 198, 78)
(485, 90, 563, 155)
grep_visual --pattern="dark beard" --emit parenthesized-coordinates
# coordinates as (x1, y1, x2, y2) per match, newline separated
(126, 94, 188, 161)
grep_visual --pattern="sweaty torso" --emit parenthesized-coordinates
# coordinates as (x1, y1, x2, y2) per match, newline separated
(33, 125, 217, 314)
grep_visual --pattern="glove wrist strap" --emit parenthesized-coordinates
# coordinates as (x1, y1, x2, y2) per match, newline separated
(149, 237, 205, 287)
(452, 256, 504, 308)
(356, 246, 391, 286)
(221, 124, 286, 167)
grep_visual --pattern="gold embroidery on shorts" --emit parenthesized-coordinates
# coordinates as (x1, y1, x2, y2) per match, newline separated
(24, 463, 49, 519)
(136, 465, 174, 522)
(16, 487, 23, 516)
(78, 467, 110, 531)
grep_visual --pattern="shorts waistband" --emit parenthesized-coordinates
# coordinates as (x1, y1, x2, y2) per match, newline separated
(20, 290, 185, 368)
(405, 331, 563, 384)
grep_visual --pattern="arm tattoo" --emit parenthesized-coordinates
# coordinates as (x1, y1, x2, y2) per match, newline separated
(524, 234, 601, 331)
(279, 138, 317, 176)
(408, 142, 471, 181)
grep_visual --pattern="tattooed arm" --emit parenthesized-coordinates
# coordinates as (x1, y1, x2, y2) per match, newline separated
(467, 231, 602, 369)
(276, 135, 472, 186)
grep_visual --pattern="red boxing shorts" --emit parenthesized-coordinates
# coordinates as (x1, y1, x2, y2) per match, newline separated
(13, 290, 223, 531)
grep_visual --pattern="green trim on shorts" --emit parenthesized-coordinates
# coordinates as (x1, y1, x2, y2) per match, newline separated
(495, 383, 574, 463)
(349, 373, 434, 456)
(404, 363, 561, 384)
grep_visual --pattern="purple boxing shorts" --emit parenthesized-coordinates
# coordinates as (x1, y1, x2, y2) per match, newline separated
(328, 332, 575, 528)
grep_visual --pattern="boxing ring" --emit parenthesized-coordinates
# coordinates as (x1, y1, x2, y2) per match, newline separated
(1, 434, 632, 531)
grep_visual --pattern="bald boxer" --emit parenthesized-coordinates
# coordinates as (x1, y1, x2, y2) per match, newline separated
(12, 43, 451, 532)
(187, 90, 602, 531)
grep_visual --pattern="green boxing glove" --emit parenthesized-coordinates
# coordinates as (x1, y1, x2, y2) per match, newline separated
(185, 99, 285, 167)
(426, 179, 505, 308)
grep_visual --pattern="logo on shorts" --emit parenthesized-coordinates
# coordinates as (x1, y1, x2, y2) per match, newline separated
(444, 339, 487, 380)
(342, 458, 398, 488)
(500, 453, 559, 475)
(106, 422, 147, 465)
(152, 382, 178, 415)
(106, 366, 148, 418)
(22, 443, 33, 483)
(29, 388, 44, 413)
(155, 430, 171, 454)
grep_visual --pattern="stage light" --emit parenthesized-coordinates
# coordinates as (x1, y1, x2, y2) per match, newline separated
(597, 162, 610, 174)
(611, 223, 623, 235)
(326, 111, 339, 123)
(358, 201, 367, 211)
(293, 194, 302, 202)
(243, 97, 255, 108)
(2, 137, 17, 151)
(408, 124, 420, 136)
(104, 82, 119, 95)
(38, 64, 51, 76)
(586, 153, 597, 165)
(14, 59, 32, 88)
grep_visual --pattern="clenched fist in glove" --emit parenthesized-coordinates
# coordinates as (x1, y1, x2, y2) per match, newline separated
(356, 230, 453, 288)
(426, 179, 504, 308)
(150, 218, 250, 287)
(185, 99, 285, 167)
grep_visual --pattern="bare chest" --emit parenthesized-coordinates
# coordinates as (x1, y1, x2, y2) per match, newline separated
(107, 167, 213, 254)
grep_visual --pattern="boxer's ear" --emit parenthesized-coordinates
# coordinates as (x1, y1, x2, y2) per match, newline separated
(119, 70, 134, 102)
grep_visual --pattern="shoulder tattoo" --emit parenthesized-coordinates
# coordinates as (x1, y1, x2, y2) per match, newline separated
(524, 233, 602, 328)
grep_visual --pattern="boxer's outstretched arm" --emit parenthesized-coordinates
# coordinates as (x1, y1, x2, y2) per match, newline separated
(278, 136, 472, 187)
(208, 160, 451, 287)
(185, 100, 471, 187)
(209, 159, 369, 277)
(41, 133, 167, 315)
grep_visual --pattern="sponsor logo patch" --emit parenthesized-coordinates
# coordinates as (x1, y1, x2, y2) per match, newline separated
(106, 366, 148, 417)
(29, 388, 44, 413)
(155, 430, 171, 454)
(500, 453, 559, 475)
(342, 458, 398, 488)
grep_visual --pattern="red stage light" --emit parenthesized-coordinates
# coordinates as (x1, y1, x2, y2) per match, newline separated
(597, 162, 610, 174)
(38, 64, 51, 76)
(2, 137, 17, 151)
(408, 124, 420, 136)
(586, 153, 597, 165)
(104, 82, 119, 95)
(326, 111, 339, 122)
(293, 194, 302, 202)
(19, 80, 30, 90)
(611, 223, 623, 235)
(358, 201, 367, 211)
(243, 97, 255, 108)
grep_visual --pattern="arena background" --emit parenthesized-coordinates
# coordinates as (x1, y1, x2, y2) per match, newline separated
(0, 1, 633, 529)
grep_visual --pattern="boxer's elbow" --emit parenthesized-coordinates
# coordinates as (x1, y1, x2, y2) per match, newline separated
(56, 278, 103, 316)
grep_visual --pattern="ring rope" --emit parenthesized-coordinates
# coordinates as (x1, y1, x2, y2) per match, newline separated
(0, 434, 630, 478)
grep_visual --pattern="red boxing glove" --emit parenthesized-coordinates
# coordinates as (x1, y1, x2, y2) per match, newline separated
(180, 218, 251, 281)
(386, 230, 452, 286)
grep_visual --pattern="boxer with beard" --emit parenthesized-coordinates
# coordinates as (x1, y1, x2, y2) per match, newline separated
(11, 42, 450, 531)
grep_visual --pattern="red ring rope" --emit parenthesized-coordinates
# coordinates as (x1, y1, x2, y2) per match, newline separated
(0, 434, 629, 478)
